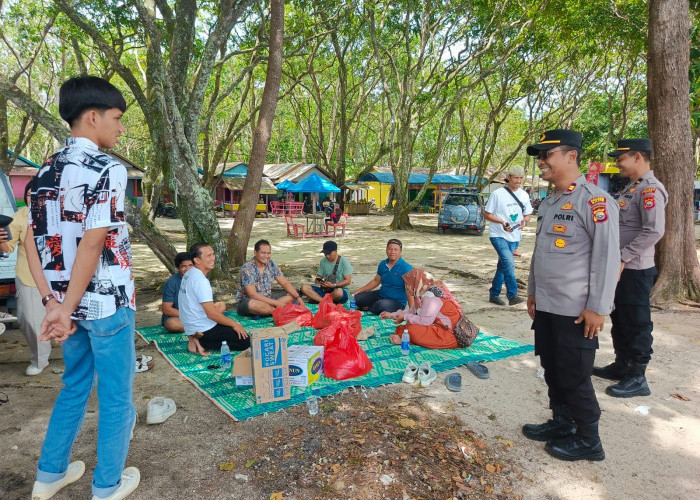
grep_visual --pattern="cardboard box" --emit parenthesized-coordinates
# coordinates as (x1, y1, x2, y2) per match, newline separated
(288, 345, 324, 387)
(251, 329, 290, 404)
(232, 322, 303, 403)
(232, 349, 254, 386)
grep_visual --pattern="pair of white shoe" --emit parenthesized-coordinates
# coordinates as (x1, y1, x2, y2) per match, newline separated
(31, 461, 140, 500)
(402, 361, 437, 387)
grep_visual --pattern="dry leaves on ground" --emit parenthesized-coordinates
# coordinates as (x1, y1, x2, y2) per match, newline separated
(671, 393, 691, 401)
(227, 391, 522, 499)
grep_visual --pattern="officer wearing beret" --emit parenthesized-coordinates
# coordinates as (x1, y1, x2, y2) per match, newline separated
(523, 129, 620, 461)
(592, 139, 667, 398)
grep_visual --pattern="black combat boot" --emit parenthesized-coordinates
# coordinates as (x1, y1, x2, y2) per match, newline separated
(522, 405, 576, 442)
(545, 421, 605, 461)
(591, 358, 629, 380)
(605, 362, 651, 398)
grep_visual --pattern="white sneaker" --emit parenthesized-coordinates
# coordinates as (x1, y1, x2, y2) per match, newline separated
(26, 364, 46, 376)
(32, 460, 85, 500)
(146, 396, 176, 424)
(92, 467, 140, 500)
(402, 362, 419, 384)
(0, 311, 17, 322)
(417, 362, 437, 387)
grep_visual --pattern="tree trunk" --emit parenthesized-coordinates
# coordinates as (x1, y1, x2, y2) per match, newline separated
(0, 95, 9, 174)
(228, 0, 284, 267)
(648, 0, 700, 303)
(125, 201, 177, 274)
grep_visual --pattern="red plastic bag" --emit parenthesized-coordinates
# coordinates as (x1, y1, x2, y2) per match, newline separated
(312, 295, 338, 329)
(314, 319, 343, 347)
(272, 303, 313, 327)
(341, 310, 362, 336)
(323, 322, 373, 380)
(312, 295, 362, 336)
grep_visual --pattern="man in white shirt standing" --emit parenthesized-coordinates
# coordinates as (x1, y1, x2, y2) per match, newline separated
(179, 242, 249, 356)
(483, 165, 533, 306)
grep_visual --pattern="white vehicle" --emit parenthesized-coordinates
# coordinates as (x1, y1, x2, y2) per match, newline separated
(0, 170, 18, 306)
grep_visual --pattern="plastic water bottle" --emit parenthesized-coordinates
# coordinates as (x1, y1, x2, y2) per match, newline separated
(401, 328, 410, 356)
(220, 341, 231, 371)
(349, 294, 356, 311)
(306, 390, 319, 416)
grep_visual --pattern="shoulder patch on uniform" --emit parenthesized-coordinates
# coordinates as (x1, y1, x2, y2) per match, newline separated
(588, 197, 608, 223)
(561, 202, 573, 210)
(587, 196, 606, 206)
(641, 187, 656, 194)
(554, 238, 566, 248)
(643, 195, 656, 210)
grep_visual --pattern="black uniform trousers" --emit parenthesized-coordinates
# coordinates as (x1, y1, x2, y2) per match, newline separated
(199, 323, 251, 351)
(534, 311, 600, 425)
(610, 267, 656, 364)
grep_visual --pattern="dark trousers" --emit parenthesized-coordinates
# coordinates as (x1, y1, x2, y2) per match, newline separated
(199, 323, 251, 351)
(610, 268, 656, 364)
(534, 311, 600, 425)
(354, 290, 403, 315)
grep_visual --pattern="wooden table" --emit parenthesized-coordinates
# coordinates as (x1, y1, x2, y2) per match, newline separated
(305, 213, 327, 235)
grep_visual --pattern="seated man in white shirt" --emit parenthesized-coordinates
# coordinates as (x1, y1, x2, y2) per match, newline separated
(179, 242, 250, 356)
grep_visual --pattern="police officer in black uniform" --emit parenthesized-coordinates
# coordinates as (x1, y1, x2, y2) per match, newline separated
(523, 129, 620, 461)
(592, 139, 667, 398)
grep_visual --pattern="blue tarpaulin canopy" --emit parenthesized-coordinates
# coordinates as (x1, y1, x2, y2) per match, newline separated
(287, 173, 340, 193)
(276, 179, 296, 191)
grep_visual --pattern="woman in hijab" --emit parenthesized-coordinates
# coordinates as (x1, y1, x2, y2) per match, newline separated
(380, 268, 461, 349)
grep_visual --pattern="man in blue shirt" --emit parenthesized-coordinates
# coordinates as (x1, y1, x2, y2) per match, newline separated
(353, 238, 413, 314)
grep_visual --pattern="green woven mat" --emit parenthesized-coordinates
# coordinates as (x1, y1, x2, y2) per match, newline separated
(136, 305, 533, 420)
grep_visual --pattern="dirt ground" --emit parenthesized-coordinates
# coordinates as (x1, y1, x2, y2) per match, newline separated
(1, 213, 699, 500)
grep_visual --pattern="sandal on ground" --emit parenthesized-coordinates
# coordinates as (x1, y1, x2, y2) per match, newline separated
(445, 372, 462, 392)
(135, 355, 154, 373)
(466, 360, 489, 379)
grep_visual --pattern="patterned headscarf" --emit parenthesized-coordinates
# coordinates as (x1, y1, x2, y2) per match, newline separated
(401, 268, 463, 314)
(402, 269, 436, 298)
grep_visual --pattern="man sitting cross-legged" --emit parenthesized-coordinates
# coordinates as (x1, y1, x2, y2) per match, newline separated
(300, 241, 352, 304)
(236, 239, 303, 317)
(161, 252, 226, 333)
(179, 243, 250, 356)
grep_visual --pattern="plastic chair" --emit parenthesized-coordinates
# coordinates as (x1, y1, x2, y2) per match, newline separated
(285, 214, 306, 238)
(325, 213, 348, 237)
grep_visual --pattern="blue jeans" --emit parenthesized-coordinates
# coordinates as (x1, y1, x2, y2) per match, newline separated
(36, 307, 136, 498)
(310, 285, 349, 304)
(354, 289, 404, 315)
(489, 237, 519, 299)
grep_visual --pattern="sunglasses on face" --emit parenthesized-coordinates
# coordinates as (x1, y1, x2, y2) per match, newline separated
(537, 148, 574, 161)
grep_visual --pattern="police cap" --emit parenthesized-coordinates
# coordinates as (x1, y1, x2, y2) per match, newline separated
(526, 129, 583, 156)
(607, 138, 652, 157)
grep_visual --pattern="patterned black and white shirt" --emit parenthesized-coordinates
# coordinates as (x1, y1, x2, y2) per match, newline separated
(30, 137, 135, 320)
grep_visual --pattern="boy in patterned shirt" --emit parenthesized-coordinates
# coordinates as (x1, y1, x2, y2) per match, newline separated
(26, 76, 140, 500)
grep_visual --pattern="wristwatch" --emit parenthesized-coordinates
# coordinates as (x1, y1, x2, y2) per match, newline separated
(42, 294, 55, 306)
